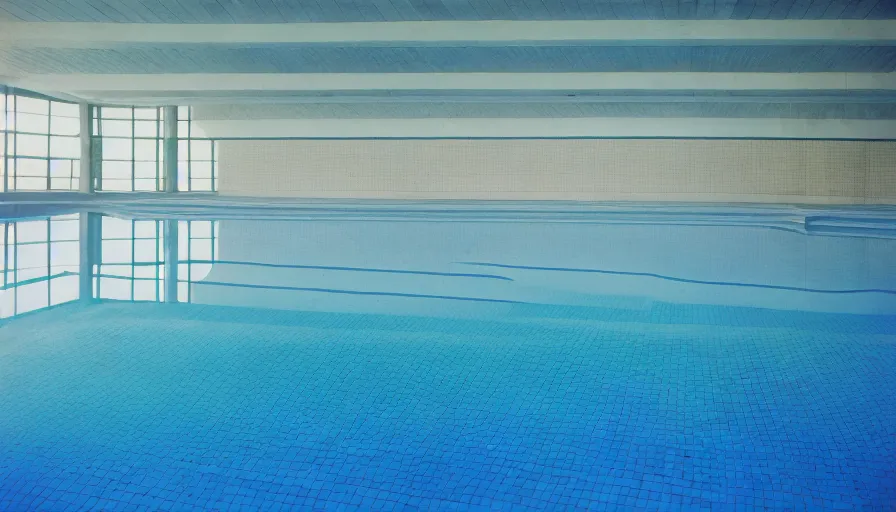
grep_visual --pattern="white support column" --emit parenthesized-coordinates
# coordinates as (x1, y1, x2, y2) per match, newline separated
(79, 212, 99, 302)
(2, 85, 8, 193)
(164, 219, 178, 303)
(79, 102, 94, 193)
(163, 106, 178, 192)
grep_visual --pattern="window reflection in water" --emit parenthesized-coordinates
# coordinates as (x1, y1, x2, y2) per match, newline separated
(96, 217, 217, 302)
(1, 215, 80, 318)
(0, 214, 217, 319)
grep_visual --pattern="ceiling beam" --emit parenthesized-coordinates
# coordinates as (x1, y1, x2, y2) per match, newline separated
(194, 117, 896, 140)
(9, 73, 896, 100)
(1, 20, 895, 48)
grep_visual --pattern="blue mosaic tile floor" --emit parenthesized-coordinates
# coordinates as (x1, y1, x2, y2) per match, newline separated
(1, 302, 895, 510)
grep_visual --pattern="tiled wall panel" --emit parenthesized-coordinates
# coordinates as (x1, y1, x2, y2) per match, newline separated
(218, 139, 896, 204)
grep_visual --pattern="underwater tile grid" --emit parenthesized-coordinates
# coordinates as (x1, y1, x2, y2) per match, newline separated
(1, 200, 895, 510)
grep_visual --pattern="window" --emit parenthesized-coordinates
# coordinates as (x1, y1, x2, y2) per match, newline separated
(177, 106, 218, 192)
(96, 106, 164, 192)
(95, 217, 217, 302)
(2, 88, 216, 193)
(1, 88, 81, 192)
(0, 215, 80, 319)
(93, 106, 217, 192)
(177, 220, 217, 302)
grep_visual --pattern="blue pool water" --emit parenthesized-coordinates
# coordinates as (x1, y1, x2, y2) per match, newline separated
(1, 199, 895, 510)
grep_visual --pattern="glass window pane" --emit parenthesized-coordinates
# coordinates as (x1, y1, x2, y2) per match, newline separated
(101, 107, 133, 120)
(177, 162, 189, 190)
(178, 120, 189, 137)
(102, 138, 132, 160)
(134, 239, 158, 262)
(134, 120, 159, 137)
(16, 96, 49, 115)
(134, 221, 158, 239)
(15, 177, 48, 190)
(51, 115, 80, 136)
(189, 239, 211, 260)
(51, 218, 80, 240)
(101, 239, 133, 263)
(189, 222, 212, 238)
(2, 95, 9, 131)
(50, 240, 79, 267)
(50, 274, 79, 305)
(177, 225, 190, 259)
(18, 242, 49, 268)
(15, 112, 48, 133)
(133, 280, 157, 301)
(51, 101, 80, 118)
(101, 119, 132, 137)
(99, 263, 132, 277)
(133, 265, 160, 280)
(177, 282, 189, 302)
(134, 108, 158, 121)
(177, 106, 190, 121)
(101, 161, 132, 180)
(15, 265, 48, 282)
(99, 277, 131, 300)
(189, 161, 212, 179)
(102, 217, 132, 238)
(134, 161, 158, 180)
(50, 177, 75, 190)
(50, 136, 80, 158)
(134, 139, 158, 161)
(49, 159, 75, 177)
(14, 220, 47, 242)
(14, 158, 47, 177)
(14, 134, 49, 157)
(189, 139, 212, 161)
(16, 281, 50, 314)
(102, 179, 132, 192)
(188, 263, 212, 282)
(189, 179, 213, 192)
(134, 178, 158, 191)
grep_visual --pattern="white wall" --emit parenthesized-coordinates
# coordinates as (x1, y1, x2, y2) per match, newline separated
(218, 139, 896, 204)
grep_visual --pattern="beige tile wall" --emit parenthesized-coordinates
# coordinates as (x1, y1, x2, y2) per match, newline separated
(219, 139, 896, 203)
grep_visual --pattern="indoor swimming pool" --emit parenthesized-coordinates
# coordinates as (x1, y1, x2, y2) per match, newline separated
(1, 198, 895, 510)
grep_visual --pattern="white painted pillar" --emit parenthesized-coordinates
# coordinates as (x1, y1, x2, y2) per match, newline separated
(164, 219, 178, 303)
(79, 212, 99, 302)
(163, 106, 178, 192)
(79, 103, 94, 193)
(2, 86, 8, 193)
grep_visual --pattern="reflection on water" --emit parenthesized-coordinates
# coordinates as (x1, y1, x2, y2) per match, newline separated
(1, 215, 80, 318)
(95, 216, 216, 303)
(2, 203, 896, 510)
(0, 213, 217, 319)
(189, 217, 896, 316)
(3, 207, 896, 319)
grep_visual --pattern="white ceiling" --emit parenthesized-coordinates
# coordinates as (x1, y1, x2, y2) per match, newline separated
(1, 0, 893, 22)
(1, 7, 895, 138)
